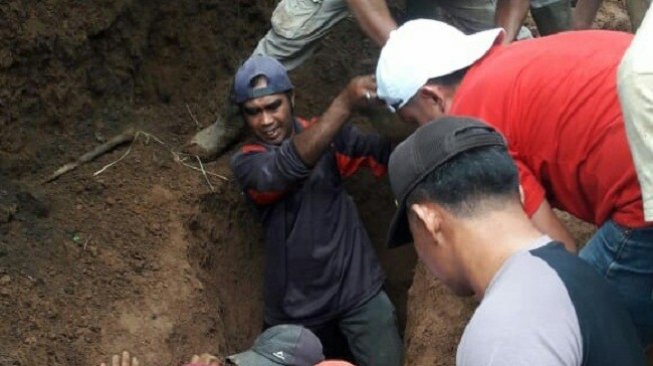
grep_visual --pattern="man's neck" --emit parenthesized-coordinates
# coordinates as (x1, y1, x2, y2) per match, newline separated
(455, 208, 544, 300)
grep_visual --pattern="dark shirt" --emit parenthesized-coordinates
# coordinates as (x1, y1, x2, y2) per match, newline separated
(231, 117, 391, 326)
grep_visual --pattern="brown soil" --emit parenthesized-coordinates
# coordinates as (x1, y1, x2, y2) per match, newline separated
(0, 1, 627, 365)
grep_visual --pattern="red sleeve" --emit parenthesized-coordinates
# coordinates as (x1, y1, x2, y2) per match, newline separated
(333, 123, 391, 179)
(231, 141, 311, 206)
(512, 154, 546, 217)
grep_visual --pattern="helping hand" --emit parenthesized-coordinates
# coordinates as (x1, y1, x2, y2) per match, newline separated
(341, 75, 383, 111)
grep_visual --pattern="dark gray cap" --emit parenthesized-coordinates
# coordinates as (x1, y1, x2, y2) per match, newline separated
(233, 55, 294, 104)
(226, 324, 324, 366)
(387, 116, 506, 247)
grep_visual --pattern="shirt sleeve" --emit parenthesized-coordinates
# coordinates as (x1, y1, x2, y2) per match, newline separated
(230, 140, 311, 206)
(510, 150, 546, 217)
(332, 123, 391, 179)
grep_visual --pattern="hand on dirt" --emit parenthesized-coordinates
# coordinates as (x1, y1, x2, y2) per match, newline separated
(340, 75, 382, 111)
(188, 353, 223, 366)
(100, 351, 139, 366)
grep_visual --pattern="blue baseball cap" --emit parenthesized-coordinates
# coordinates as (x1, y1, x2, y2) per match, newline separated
(233, 55, 294, 104)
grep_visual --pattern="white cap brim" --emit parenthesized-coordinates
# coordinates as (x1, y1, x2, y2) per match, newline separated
(376, 20, 504, 112)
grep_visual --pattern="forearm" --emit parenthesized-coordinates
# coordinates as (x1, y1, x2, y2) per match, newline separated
(531, 200, 577, 253)
(347, 0, 397, 46)
(293, 94, 352, 166)
(495, 0, 530, 44)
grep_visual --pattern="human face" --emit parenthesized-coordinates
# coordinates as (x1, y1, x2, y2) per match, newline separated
(242, 93, 294, 145)
(408, 205, 474, 296)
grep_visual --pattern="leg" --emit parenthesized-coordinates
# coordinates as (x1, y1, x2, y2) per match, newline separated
(572, 0, 603, 29)
(530, 0, 572, 35)
(251, 0, 349, 71)
(265, 320, 355, 362)
(579, 221, 653, 347)
(406, 0, 446, 20)
(618, 3, 653, 222)
(338, 291, 403, 366)
(626, 0, 652, 32)
(308, 320, 357, 362)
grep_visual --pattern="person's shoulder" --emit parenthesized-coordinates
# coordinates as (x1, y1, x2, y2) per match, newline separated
(230, 141, 269, 168)
(459, 249, 583, 365)
(471, 244, 581, 335)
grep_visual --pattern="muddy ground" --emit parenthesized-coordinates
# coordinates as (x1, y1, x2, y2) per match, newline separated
(0, 1, 628, 365)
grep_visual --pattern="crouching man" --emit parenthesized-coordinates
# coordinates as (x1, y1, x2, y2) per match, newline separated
(386, 117, 646, 365)
(229, 55, 403, 366)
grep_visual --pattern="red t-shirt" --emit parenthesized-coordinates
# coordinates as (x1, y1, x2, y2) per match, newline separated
(450, 30, 647, 228)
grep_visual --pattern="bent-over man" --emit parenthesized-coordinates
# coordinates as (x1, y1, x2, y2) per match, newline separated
(386, 117, 646, 365)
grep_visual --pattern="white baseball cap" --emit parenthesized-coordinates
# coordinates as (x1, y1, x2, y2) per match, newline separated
(376, 19, 504, 112)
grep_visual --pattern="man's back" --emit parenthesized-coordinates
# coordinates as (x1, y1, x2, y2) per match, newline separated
(450, 30, 645, 229)
(457, 237, 645, 366)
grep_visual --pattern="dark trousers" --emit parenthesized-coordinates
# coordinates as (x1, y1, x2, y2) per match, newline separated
(265, 290, 404, 366)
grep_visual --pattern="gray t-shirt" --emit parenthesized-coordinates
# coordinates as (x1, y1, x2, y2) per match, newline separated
(457, 236, 645, 366)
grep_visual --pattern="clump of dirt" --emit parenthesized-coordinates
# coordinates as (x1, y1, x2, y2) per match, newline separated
(0, 0, 628, 365)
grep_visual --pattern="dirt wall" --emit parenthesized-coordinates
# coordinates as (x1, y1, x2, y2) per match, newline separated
(0, 0, 632, 365)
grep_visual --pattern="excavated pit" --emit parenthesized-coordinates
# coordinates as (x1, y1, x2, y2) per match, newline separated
(0, 1, 623, 365)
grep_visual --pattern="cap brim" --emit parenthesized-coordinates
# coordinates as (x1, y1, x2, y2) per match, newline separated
(227, 350, 283, 366)
(387, 199, 413, 248)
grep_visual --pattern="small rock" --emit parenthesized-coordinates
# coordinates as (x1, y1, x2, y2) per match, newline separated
(0, 288, 9, 296)
(105, 197, 116, 206)
(0, 275, 10, 285)
(88, 246, 98, 257)
(94, 131, 106, 143)
(0, 203, 16, 223)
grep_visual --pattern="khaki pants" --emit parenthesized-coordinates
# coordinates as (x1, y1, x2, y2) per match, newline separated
(252, 0, 532, 71)
(252, 0, 349, 71)
(618, 3, 653, 221)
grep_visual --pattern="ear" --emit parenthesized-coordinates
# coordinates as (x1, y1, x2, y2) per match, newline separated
(419, 84, 451, 113)
(410, 202, 443, 242)
(418, 84, 447, 109)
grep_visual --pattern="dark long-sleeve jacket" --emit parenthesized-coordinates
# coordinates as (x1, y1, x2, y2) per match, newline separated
(231, 117, 391, 326)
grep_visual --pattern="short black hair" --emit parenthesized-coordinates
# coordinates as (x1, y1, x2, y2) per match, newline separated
(426, 67, 470, 88)
(406, 145, 520, 217)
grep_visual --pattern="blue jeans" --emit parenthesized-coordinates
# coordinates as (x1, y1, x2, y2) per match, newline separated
(580, 220, 653, 346)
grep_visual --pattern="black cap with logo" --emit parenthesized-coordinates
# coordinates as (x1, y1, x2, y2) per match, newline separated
(226, 324, 324, 366)
(387, 116, 507, 247)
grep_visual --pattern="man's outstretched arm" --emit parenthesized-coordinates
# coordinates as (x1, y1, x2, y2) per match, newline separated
(495, 0, 530, 44)
(531, 200, 577, 253)
(346, 0, 397, 46)
(293, 75, 378, 166)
